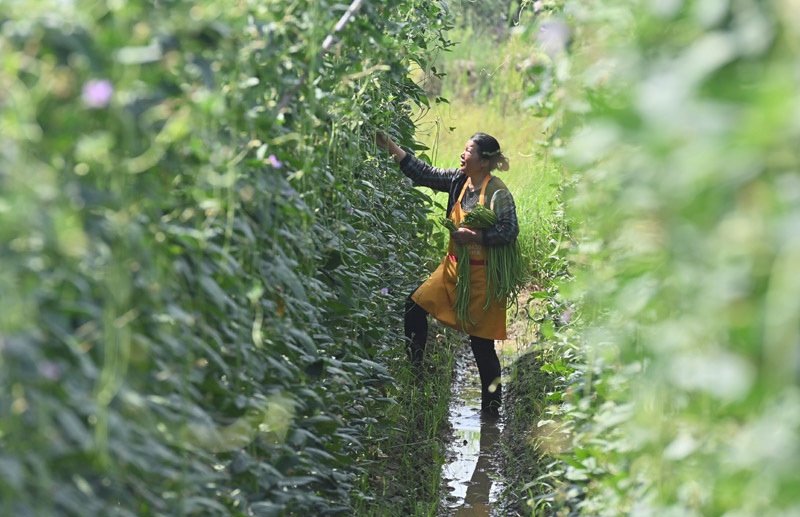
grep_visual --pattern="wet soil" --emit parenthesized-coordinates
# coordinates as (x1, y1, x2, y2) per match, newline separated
(440, 347, 503, 516)
(439, 340, 526, 516)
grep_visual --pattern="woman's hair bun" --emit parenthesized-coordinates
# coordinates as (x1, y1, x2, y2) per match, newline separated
(496, 154, 510, 172)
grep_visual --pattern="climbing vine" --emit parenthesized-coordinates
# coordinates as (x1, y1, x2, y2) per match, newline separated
(0, 0, 454, 515)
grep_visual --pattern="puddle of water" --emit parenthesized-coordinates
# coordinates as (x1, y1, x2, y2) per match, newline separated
(441, 348, 504, 516)
(441, 339, 528, 516)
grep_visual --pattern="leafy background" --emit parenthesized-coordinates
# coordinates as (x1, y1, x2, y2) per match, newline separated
(0, 0, 456, 515)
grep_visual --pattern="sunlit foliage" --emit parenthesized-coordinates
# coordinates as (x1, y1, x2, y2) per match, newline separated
(0, 0, 454, 514)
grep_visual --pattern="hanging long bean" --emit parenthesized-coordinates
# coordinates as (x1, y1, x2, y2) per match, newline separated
(440, 217, 474, 328)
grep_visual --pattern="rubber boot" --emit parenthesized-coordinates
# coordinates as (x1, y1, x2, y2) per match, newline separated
(470, 336, 502, 418)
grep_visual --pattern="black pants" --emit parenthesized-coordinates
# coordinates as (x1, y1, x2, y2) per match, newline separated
(405, 295, 502, 414)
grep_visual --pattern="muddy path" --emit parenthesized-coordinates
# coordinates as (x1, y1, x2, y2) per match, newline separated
(439, 338, 527, 516)
(440, 346, 503, 515)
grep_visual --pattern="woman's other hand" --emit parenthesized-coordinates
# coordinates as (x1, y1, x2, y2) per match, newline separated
(451, 227, 482, 245)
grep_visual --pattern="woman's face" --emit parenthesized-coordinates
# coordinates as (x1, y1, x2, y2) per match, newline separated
(460, 140, 486, 176)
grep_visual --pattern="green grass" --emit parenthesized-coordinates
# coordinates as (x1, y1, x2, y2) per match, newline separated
(497, 351, 558, 516)
(353, 326, 458, 516)
(408, 20, 566, 286)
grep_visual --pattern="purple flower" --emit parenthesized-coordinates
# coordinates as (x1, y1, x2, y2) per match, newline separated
(82, 79, 113, 108)
(347, 208, 355, 215)
(380, 287, 389, 295)
(268, 154, 282, 168)
(38, 361, 62, 381)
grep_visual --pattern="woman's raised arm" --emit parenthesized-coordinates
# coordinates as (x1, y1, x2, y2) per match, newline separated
(375, 132, 407, 163)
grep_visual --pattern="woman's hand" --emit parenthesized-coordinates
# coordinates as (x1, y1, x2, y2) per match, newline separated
(451, 227, 482, 245)
(375, 132, 407, 162)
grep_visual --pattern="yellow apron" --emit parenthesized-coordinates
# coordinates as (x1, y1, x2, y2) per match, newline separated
(411, 175, 507, 340)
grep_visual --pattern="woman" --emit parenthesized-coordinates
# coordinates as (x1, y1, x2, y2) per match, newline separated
(375, 132, 520, 417)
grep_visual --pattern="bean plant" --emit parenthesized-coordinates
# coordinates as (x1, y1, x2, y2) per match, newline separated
(0, 0, 455, 515)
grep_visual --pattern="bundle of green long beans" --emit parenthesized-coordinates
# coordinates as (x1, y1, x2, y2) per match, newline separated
(440, 217, 474, 328)
(462, 205, 525, 310)
(441, 204, 525, 329)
